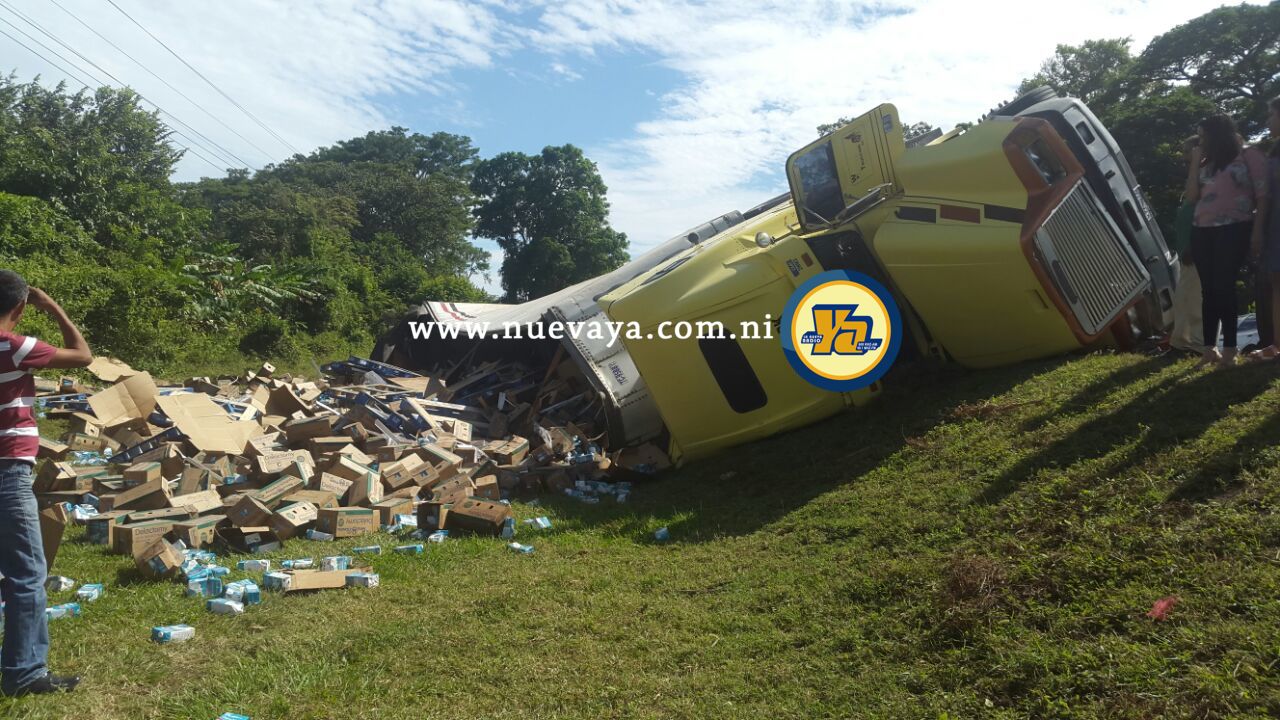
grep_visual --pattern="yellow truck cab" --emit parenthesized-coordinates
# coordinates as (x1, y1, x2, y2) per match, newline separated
(378, 89, 1177, 466)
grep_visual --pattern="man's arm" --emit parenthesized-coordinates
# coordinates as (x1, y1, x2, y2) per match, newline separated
(25, 287, 92, 369)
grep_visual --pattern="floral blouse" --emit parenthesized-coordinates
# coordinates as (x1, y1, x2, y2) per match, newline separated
(1194, 146, 1268, 228)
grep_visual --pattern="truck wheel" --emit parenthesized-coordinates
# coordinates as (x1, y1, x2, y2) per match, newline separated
(993, 86, 1058, 117)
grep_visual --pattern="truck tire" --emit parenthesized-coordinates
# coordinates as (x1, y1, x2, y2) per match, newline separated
(993, 86, 1058, 117)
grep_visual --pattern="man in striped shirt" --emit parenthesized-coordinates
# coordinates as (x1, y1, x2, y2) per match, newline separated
(0, 271, 91, 697)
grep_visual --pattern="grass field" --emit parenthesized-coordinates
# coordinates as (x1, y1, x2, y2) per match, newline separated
(5, 350, 1280, 719)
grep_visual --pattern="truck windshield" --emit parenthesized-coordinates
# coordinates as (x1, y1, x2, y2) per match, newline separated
(793, 141, 844, 226)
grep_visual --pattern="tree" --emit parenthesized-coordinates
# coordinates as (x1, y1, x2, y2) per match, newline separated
(1134, 3, 1280, 135)
(1017, 38, 1136, 107)
(307, 127, 479, 183)
(471, 145, 629, 302)
(0, 75, 191, 248)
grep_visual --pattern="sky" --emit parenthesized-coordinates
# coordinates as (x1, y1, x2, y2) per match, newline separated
(0, 0, 1250, 293)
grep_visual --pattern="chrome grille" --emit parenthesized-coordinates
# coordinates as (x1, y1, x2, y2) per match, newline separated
(1035, 181, 1150, 336)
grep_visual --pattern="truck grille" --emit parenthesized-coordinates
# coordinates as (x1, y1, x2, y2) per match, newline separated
(1034, 180, 1150, 336)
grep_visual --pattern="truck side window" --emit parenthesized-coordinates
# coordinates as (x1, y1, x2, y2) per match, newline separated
(698, 337, 767, 413)
(793, 141, 844, 225)
(1075, 121, 1095, 145)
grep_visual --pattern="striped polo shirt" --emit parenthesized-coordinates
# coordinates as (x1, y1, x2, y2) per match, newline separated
(0, 331, 56, 464)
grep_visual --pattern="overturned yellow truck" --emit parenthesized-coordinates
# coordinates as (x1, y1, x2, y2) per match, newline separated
(376, 88, 1178, 466)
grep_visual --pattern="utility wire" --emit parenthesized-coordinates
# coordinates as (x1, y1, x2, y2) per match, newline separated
(0, 14, 230, 173)
(105, 0, 303, 156)
(48, 0, 278, 163)
(0, 0, 256, 171)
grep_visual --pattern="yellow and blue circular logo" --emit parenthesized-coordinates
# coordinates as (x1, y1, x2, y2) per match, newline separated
(780, 270, 901, 391)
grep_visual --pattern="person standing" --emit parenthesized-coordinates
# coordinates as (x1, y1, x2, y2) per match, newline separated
(1248, 98, 1280, 360)
(0, 271, 91, 697)
(1168, 136, 1204, 353)
(1186, 114, 1269, 367)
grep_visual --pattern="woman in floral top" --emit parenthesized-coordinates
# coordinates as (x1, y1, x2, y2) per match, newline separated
(1249, 98, 1280, 361)
(1185, 113, 1269, 367)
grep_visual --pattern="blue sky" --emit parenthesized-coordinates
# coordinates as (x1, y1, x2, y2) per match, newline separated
(0, 0, 1248, 293)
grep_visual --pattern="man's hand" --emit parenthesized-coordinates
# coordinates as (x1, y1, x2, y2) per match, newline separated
(26, 287, 58, 313)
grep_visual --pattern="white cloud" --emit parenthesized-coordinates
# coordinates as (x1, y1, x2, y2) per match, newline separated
(0, 0, 510, 175)
(523, 0, 1246, 255)
(0, 0, 1252, 262)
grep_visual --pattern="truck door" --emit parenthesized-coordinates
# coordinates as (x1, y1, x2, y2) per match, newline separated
(786, 104, 906, 232)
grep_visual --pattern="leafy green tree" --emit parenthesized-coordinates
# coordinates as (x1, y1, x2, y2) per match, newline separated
(307, 127, 479, 182)
(1134, 3, 1280, 135)
(471, 145, 629, 302)
(1017, 39, 1136, 107)
(0, 75, 193, 248)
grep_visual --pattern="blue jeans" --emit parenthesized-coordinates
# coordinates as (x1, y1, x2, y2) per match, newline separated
(0, 460, 48, 691)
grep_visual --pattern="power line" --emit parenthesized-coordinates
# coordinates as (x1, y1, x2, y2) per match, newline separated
(106, 0, 303, 156)
(0, 23, 225, 174)
(0, 0, 256, 171)
(48, 0, 279, 163)
(0, 14, 230, 173)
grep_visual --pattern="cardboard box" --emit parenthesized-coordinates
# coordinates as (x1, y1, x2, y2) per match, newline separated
(245, 432, 282, 457)
(255, 449, 312, 476)
(216, 526, 282, 554)
(281, 489, 339, 511)
(417, 443, 463, 478)
(315, 507, 378, 538)
(343, 467, 383, 508)
(371, 497, 414, 526)
(35, 461, 75, 493)
(431, 475, 474, 504)
(137, 538, 183, 578)
(38, 436, 69, 461)
(67, 411, 102, 437)
(113, 520, 176, 558)
(38, 503, 69, 572)
(379, 454, 427, 491)
(125, 506, 198, 524)
(85, 510, 128, 545)
(63, 432, 109, 453)
(281, 459, 313, 484)
(311, 472, 352, 498)
(254, 476, 304, 508)
(228, 494, 274, 528)
(472, 474, 500, 501)
(278, 568, 354, 592)
(87, 372, 158, 427)
(266, 385, 309, 417)
(172, 515, 225, 548)
(488, 436, 530, 465)
(123, 461, 162, 485)
(168, 488, 222, 514)
(309, 436, 353, 457)
(156, 391, 259, 455)
(270, 501, 318, 539)
(444, 498, 512, 536)
(113, 478, 172, 511)
(417, 501, 450, 532)
(177, 465, 211, 496)
(284, 416, 333, 446)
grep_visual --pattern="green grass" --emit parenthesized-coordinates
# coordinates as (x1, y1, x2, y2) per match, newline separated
(8, 350, 1280, 718)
